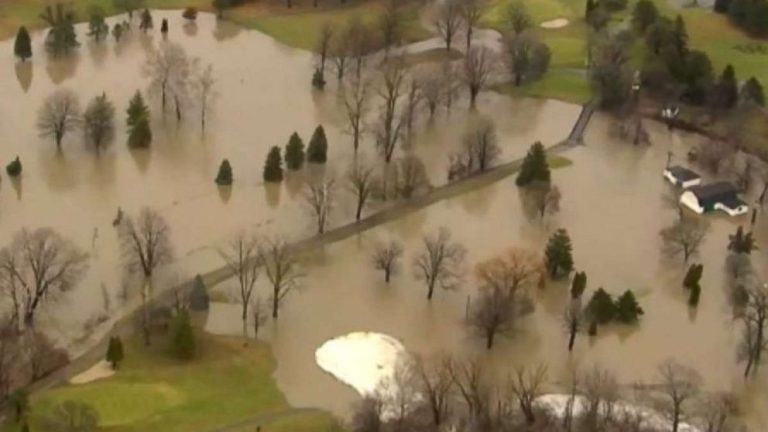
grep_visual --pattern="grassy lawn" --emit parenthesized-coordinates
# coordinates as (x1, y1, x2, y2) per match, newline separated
(549, 155, 574, 168)
(493, 69, 592, 104)
(2, 334, 336, 432)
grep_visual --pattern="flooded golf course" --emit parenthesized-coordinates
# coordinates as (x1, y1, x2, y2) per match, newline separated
(2, 8, 768, 431)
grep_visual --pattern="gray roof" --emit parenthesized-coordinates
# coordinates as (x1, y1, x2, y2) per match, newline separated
(689, 182, 739, 206)
(666, 165, 700, 182)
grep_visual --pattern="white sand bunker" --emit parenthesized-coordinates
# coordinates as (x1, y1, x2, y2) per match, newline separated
(540, 18, 569, 29)
(315, 332, 405, 396)
(70, 360, 115, 385)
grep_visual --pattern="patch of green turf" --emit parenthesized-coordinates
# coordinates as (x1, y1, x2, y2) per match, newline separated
(493, 68, 592, 105)
(548, 155, 575, 168)
(4, 335, 334, 432)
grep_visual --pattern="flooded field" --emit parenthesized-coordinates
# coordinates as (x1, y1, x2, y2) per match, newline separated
(0, 12, 578, 346)
(209, 114, 768, 429)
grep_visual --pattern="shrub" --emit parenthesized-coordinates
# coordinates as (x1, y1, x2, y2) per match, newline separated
(170, 310, 196, 360)
(105, 336, 124, 370)
(215, 159, 233, 186)
(189, 275, 210, 312)
(6, 157, 22, 177)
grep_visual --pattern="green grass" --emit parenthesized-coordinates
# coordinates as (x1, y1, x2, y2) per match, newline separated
(2, 334, 335, 432)
(548, 155, 574, 168)
(493, 69, 592, 104)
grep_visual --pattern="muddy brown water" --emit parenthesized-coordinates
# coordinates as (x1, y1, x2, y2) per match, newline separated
(0, 12, 577, 353)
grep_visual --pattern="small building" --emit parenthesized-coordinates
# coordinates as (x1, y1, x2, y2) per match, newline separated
(664, 165, 701, 189)
(680, 182, 749, 216)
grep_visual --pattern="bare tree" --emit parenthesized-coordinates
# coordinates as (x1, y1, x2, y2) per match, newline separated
(463, 46, 495, 107)
(371, 240, 404, 283)
(522, 181, 562, 221)
(654, 360, 702, 432)
(403, 79, 422, 139)
(732, 152, 754, 193)
(330, 32, 350, 82)
(0, 228, 88, 328)
(250, 296, 268, 340)
(503, 31, 551, 87)
(460, 119, 501, 175)
(564, 299, 583, 352)
(394, 156, 431, 199)
(195, 63, 215, 132)
(441, 61, 461, 112)
(144, 42, 197, 121)
(374, 60, 408, 164)
(347, 160, 378, 221)
(509, 364, 548, 424)
(413, 228, 466, 300)
(469, 288, 516, 349)
(695, 140, 734, 175)
(434, 0, 462, 51)
(219, 232, 259, 342)
(378, 0, 404, 54)
(475, 247, 542, 295)
(83, 92, 115, 153)
(304, 179, 336, 234)
(342, 77, 370, 153)
(660, 217, 709, 263)
(696, 392, 739, 432)
(739, 283, 768, 377)
(37, 89, 81, 150)
(414, 356, 454, 426)
(461, 0, 484, 50)
(419, 68, 444, 118)
(505, 1, 532, 35)
(258, 239, 302, 319)
(346, 18, 374, 81)
(446, 358, 492, 423)
(316, 23, 334, 76)
(581, 365, 620, 430)
(118, 207, 173, 345)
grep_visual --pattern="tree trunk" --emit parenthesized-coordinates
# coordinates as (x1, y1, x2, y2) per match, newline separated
(486, 329, 495, 349)
(174, 95, 182, 122)
(385, 269, 391, 283)
(141, 279, 151, 346)
(272, 290, 279, 319)
(356, 198, 363, 221)
(242, 304, 249, 343)
(427, 279, 436, 300)
(744, 353, 754, 377)
(568, 326, 576, 351)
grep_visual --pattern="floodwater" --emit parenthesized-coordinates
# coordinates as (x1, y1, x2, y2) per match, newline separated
(209, 114, 768, 429)
(0, 12, 578, 349)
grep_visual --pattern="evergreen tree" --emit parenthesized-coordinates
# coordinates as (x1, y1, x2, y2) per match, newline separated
(189, 275, 210, 312)
(41, 4, 79, 55)
(84, 93, 116, 152)
(586, 288, 616, 324)
(307, 125, 328, 164)
(128, 118, 152, 148)
(716, 64, 738, 109)
(516, 142, 550, 186)
(140, 9, 154, 32)
(161, 18, 169, 34)
(632, 0, 659, 32)
(112, 22, 125, 42)
(215, 159, 233, 185)
(14, 26, 32, 61)
(87, 7, 109, 41)
(672, 15, 688, 54)
(6, 157, 22, 177)
(741, 77, 765, 106)
(570, 271, 587, 299)
(263, 146, 284, 182)
(544, 228, 574, 278)
(284, 132, 305, 170)
(170, 310, 196, 360)
(714, 0, 731, 13)
(127, 91, 152, 148)
(106, 336, 124, 369)
(682, 263, 704, 289)
(728, 226, 756, 254)
(615, 290, 644, 323)
(688, 283, 701, 306)
(127, 91, 150, 128)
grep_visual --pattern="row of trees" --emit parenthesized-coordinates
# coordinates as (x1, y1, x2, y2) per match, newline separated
(715, 0, 768, 37)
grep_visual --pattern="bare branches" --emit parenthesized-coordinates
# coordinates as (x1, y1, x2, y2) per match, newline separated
(371, 240, 404, 283)
(413, 228, 466, 300)
(195, 63, 216, 132)
(463, 46, 495, 107)
(144, 42, 198, 120)
(258, 238, 302, 319)
(475, 247, 542, 295)
(469, 288, 516, 349)
(502, 31, 551, 87)
(219, 232, 259, 342)
(414, 356, 454, 426)
(374, 60, 408, 164)
(303, 178, 336, 234)
(654, 360, 702, 432)
(739, 283, 768, 377)
(434, 0, 462, 51)
(394, 156, 431, 199)
(316, 23, 334, 76)
(346, 160, 378, 221)
(461, 0, 484, 50)
(452, 118, 501, 179)
(522, 181, 562, 221)
(37, 89, 81, 150)
(342, 77, 370, 153)
(660, 216, 709, 264)
(509, 364, 548, 424)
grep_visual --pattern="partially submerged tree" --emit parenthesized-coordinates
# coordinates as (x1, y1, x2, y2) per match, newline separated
(258, 239, 302, 319)
(461, 0, 484, 49)
(307, 125, 328, 164)
(14, 26, 32, 61)
(377, 0, 404, 54)
(660, 217, 709, 263)
(371, 240, 404, 283)
(463, 46, 495, 107)
(516, 142, 550, 186)
(40, 4, 79, 56)
(346, 160, 377, 221)
(144, 42, 197, 120)
(303, 179, 336, 234)
(83, 92, 116, 153)
(126, 91, 152, 148)
(394, 156, 431, 199)
(316, 23, 333, 77)
(413, 228, 466, 300)
(37, 89, 82, 150)
(374, 60, 408, 164)
(342, 77, 370, 153)
(739, 283, 768, 377)
(474, 247, 542, 295)
(509, 364, 548, 424)
(728, 226, 756, 255)
(195, 64, 216, 132)
(219, 232, 259, 341)
(284, 132, 306, 171)
(654, 360, 702, 432)
(215, 159, 233, 186)
(470, 287, 532, 349)
(544, 228, 574, 279)
(263, 146, 284, 183)
(522, 181, 561, 221)
(87, 7, 109, 41)
(503, 31, 551, 86)
(564, 298, 583, 351)
(615, 290, 644, 323)
(113, 0, 145, 18)
(434, 0, 462, 51)
(458, 119, 501, 175)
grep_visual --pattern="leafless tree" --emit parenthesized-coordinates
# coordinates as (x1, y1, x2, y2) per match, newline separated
(461, 0, 484, 50)
(502, 31, 551, 87)
(441, 60, 461, 112)
(463, 46, 495, 107)
(413, 228, 466, 300)
(474, 247, 542, 295)
(509, 364, 548, 424)
(37, 89, 81, 150)
(581, 365, 620, 430)
(23, 330, 65, 381)
(564, 298, 583, 352)
(258, 239, 302, 319)
(351, 395, 385, 432)
(403, 79, 422, 139)
(378, 0, 404, 54)
(346, 160, 378, 221)
(695, 392, 739, 432)
(118, 207, 173, 345)
(446, 358, 492, 423)
(419, 68, 444, 118)
(371, 240, 404, 283)
(346, 18, 374, 81)
(0, 320, 19, 398)
(695, 140, 734, 175)
(195, 63, 215, 132)
(342, 77, 370, 153)
(434, 0, 462, 51)
(0, 228, 88, 328)
(660, 216, 709, 264)
(618, 113, 650, 146)
(414, 356, 454, 426)
(522, 181, 562, 221)
(304, 179, 336, 234)
(83, 92, 115, 153)
(250, 296, 268, 340)
(330, 32, 350, 82)
(394, 155, 431, 199)
(469, 288, 516, 349)
(219, 232, 259, 342)
(654, 360, 702, 432)
(382, 356, 419, 428)
(460, 119, 501, 175)
(374, 60, 408, 164)
(316, 23, 334, 76)
(505, 1, 532, 35)
(739, 283, 768, 377)
(144, 42, 197, 121)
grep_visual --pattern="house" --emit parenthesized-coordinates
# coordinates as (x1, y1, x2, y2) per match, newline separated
(664, 165, 701, 188)
(680, 182, 749, 216)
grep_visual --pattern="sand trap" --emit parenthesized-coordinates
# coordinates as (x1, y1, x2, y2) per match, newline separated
(540, 18, 569, 29)
(70, 360, 115, 385)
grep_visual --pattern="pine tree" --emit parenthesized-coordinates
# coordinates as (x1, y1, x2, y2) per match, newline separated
(263, 146, 284, 182)
(615, 290, 644, 323)
(14, 26, 32, 61)
(673, 15, 688, 54)
(586, 288, 616, 324)
(307, 125, 328, 164)
(717, 64, 738, 109)
(728, 226, 756, 254)
(106, 336, 124, 369)
(128, 118, 152, 148)
(516, 142, 551, 186)
(570, 271, 587, 299)
(127, 91, 152, 148)
(170, 310, 196, 360)
(87, 7, 109, 41)
(215, 159, 233, 185)
(682, 263, 704, 289)
(741, 77, 765, 107)
(140, 9, 154, 32)
(127, 91, 150, 128)
(6, 157, 22, 177)
(544, 228, 574, 278)
(284, 132, 305, 170)
(688, 283, 701, 306)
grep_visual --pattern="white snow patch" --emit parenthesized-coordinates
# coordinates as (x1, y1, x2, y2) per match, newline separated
(315, 332, 406, 396)
(70, 360, 115, 384)
(540, 18, 570, 29)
